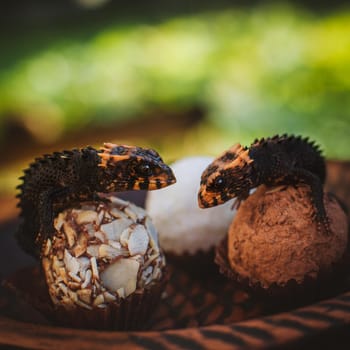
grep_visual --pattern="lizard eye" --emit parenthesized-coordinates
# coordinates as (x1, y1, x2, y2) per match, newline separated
(212, 176, 226, 189)
(138, 164, 153, 176)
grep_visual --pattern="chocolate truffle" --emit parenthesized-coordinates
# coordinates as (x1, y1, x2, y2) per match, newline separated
(220, 185, 348, 293)
(42, 196, 167, 330)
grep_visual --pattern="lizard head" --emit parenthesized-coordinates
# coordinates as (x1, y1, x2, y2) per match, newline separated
(98, 143, 176, 192)
(198, 143, 254, 208)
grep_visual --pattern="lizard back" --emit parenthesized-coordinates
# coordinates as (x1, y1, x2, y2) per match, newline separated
(16, 143, 176, 258)
(248, 134, 326, 185)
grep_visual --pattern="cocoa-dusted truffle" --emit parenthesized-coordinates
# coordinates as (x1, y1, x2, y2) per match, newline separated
(221, 185, 348, 292)
(41, 196, 167, 330)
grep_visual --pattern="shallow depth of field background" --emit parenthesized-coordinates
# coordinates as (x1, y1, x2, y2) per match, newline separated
(0, 0, 349, 218)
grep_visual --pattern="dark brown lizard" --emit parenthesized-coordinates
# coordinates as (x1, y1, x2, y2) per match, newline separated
(16, 142, 176, 258)
(198, 134, 330, 234)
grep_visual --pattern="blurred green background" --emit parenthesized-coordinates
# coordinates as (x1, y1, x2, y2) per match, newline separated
(0, 0, 350, 201)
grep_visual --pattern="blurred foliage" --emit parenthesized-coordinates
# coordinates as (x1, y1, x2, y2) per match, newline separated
(0, 3, 350, 159)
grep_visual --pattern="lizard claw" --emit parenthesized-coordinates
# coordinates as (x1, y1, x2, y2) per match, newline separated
(231, 198, 242, 210)
(316, 216, 332, 236)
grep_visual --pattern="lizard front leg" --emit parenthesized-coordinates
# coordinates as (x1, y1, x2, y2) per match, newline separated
(36, 187, 72, 250)
(231, 190, 250, 210)
(288, 168, 331, 235)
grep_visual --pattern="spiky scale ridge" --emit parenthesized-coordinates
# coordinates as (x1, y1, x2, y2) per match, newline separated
(16, 143, 176, 258)
(198, 134, 330, 235)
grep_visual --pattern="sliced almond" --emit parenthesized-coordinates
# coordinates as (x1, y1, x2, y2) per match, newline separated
(61, 296, 75, 309)
(81, 269, 92, 288)
(75, 299, 93, 310)
(100, 258, 140, 297)
(73, 233, 88, 257)
(103, 291, 117, 302)
(64, 249, 80, 275)
(104, 212, 112, 220)
(94, 279, 101, 290)
(68, 271, 82, 283)
(128, 224, 149, 256)
(142, 265, 153, 279)
(85, 223, 96, 237)
(59, 267, 68, 284)
(97, 210, 105, 226)
(42, 258, 53, 283)
(79, 269, 86, 281)
(68, 281, 81, 290)
(109, 196, 129, 207)
(42, 257, 51, 274)
(54, 212, 66, 231)
(78, 256, 90, 270)
(152, 266, 162, 280)
(116, 288, 125, 299)
(75, 210, 98, 225)
(90, 257, 99, 280)
(108, 240, 121, 249)
(124, 206, 138, 221)
(77, 289, 92, 304)
(58, 282, 68, 296)
(141, 265, 154, 287)
(120, 227, 131, 246)
(93, 294, 105, 306)
(63, 222, 77, 248)
(52, 255, 64, 276)
(128, 203, 146, 220)
(98, 244, 122, 259)
(42, 238, 52, 257)
(143, 252, 160, 268)
(68, 289, 78, 302)
(110, 208, 128, 219)
(101, 219, 132, 241)
(56, 249, 64, 260)
(94, 231, 106, 243)
(145, 217, 159, 247)
(86, 245, 99, 257)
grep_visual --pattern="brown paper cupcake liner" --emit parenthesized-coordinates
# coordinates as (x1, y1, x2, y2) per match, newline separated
(55, 279, 167, 330)
(4, 265, 169, 331)
(215, 236, 350, 307)
(52, 267, 169, 331)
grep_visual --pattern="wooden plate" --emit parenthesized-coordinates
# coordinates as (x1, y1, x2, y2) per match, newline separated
(0, 160, 349, 350)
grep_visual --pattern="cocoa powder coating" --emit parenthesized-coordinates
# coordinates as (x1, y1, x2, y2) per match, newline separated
(228, 185, 348, 289)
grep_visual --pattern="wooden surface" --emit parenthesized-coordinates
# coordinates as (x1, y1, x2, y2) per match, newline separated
(0, 290, 350, 350)
(0, 160, 349, 349)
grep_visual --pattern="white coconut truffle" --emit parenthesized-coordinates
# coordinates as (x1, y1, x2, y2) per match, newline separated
(42, 196, 165, 310)
(145, 156, 236, 255)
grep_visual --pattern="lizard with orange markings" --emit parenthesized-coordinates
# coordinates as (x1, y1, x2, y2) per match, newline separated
(16, 143, 176, 258)
(198, 134, 331, 235)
